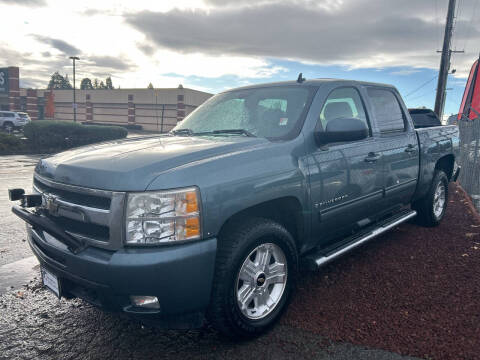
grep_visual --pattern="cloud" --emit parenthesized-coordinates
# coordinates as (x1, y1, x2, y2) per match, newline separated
(32, 35, 80, 55)
(126, 0, 480, 76)
(87, 55, 134, 70)
(81, 8, 101, 16)
(137, 42, 156, 56)
(204, 0, 344, 11)
(0, 0, 46, 6)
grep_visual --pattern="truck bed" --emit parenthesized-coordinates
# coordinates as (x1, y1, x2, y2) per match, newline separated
(414, 125, 460, 201)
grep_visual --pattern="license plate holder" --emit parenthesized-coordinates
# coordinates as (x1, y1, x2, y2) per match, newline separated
(41, 266, 61, 298)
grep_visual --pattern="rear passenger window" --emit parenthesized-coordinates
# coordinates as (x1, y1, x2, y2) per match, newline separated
(367, 88, 405, 132)
(319, 87, 369, 131)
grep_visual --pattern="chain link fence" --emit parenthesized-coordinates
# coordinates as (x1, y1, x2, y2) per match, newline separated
(458, 117, 480, 211)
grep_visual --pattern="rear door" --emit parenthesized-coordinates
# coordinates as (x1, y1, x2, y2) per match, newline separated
(365, 87, 419, 210)
(307, 86, 384, 247)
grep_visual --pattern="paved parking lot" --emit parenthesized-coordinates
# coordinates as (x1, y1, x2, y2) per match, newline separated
(0, 154, 479, 359)
(0, 155, 41, 266)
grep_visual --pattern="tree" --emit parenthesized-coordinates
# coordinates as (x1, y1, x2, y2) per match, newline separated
(47, 72, 72, 89)
(99, 81, 106, 89)
(80, 78, 93, 90)
(147, 82, 154, 89)
(105, 76, 114, 90)
(93, 78, 99, 89)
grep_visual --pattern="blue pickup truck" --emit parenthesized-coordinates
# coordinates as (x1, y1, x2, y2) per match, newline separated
(9, 79, 460, 338)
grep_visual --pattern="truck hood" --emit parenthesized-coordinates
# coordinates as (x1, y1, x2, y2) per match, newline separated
(35, 135, 270, 191)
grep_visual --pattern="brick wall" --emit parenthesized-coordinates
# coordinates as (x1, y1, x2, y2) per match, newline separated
(50, 88, 212, 132)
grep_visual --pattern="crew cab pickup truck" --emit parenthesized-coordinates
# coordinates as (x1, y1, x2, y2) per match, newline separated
(9, 79, 460, 338)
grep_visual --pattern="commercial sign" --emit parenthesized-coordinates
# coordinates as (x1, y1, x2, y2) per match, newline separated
(0, 68, 8, 93)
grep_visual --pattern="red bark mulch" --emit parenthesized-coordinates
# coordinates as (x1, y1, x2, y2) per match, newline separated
(283, 183, 480, 360)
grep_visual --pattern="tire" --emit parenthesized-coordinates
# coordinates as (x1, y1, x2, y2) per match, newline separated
(3, 121, 14, 133)
(413, 170, 449, 227)
(207, 217, 298, 338)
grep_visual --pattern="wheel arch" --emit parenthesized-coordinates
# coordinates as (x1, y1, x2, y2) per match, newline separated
(435, 154, 455, 180)
(217, 196, 305, 251)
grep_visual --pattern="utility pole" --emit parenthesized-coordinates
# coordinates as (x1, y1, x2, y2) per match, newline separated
(69, 56, 80, 122)
(434, 0, 463, 119)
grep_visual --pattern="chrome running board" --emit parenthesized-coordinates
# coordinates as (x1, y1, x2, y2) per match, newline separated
(306, 210, 417, 269)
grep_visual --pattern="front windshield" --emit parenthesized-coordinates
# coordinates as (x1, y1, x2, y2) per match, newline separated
(173, 86, 312, 139)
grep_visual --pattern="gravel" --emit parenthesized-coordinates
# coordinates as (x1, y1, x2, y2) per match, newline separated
(284, 183, 480, 360)
(0, 281, 418, 360)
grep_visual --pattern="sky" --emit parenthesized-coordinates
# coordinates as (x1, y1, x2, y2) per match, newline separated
(1, 0, 479, 116)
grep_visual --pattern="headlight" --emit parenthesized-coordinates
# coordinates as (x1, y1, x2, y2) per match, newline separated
(125, 187, 201, 245)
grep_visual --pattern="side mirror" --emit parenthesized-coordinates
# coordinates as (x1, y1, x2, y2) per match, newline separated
(315, 118, 368, 145)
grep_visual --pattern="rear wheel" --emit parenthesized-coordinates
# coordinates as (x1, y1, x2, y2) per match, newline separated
(207, 217, 297, 338)
(413, 170, 448, 226)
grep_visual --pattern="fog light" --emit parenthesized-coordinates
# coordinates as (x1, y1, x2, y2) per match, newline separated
(130, 295, 160, 309)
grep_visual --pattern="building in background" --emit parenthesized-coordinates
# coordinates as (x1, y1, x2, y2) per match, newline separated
(0, 66, 212, 132)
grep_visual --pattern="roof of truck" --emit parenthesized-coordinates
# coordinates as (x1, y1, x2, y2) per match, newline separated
(223, 78, 396, 92)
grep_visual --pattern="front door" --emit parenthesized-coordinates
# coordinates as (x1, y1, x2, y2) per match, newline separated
(307, 87, 383, 247)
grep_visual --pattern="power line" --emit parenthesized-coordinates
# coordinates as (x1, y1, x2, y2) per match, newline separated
(407, 87, 437, 102)
(405, 75, 439, 97)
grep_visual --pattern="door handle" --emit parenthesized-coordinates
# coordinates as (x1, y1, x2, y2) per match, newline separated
(364, 152, 381, 163)
(405, 144, 416, 153)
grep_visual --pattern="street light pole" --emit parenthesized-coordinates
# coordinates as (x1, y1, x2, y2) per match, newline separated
(69, 56, 80, 122)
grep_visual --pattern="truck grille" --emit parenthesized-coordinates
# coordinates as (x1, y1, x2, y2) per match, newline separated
(34, 178, 111, 209)
(33, 174, 126, 250)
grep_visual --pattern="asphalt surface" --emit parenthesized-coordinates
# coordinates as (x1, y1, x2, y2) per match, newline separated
(0, 154, 422, 360)
(0, 281, 418, 360)
(0, 155, 41, 266)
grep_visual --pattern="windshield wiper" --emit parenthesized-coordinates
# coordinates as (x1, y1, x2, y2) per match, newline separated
(211, 129, 256, 137)
(170, 128, 194, 136)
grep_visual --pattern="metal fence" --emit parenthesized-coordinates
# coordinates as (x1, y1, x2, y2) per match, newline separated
(458, 117, 480, 211)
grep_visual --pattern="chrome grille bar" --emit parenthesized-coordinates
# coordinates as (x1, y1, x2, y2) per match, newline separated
(33, 174, 126, 251)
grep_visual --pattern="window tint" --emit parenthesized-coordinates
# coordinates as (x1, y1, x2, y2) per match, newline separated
(367, 88, 405, 132)
(319, 87, 368, 130)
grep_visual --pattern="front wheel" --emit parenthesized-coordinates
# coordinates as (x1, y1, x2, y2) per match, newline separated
(207, 218, 297, 338)
(413, 170, 449, 226)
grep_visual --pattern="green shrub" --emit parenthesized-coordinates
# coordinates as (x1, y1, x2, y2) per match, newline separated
(23, 121, 128, 151)
(0, 132, 27, 154)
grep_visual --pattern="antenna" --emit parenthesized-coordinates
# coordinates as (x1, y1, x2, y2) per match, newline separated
(297, 73, 306, 83)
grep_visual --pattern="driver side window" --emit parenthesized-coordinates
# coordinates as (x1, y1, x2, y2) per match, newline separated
(319, 87, 369, 133)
